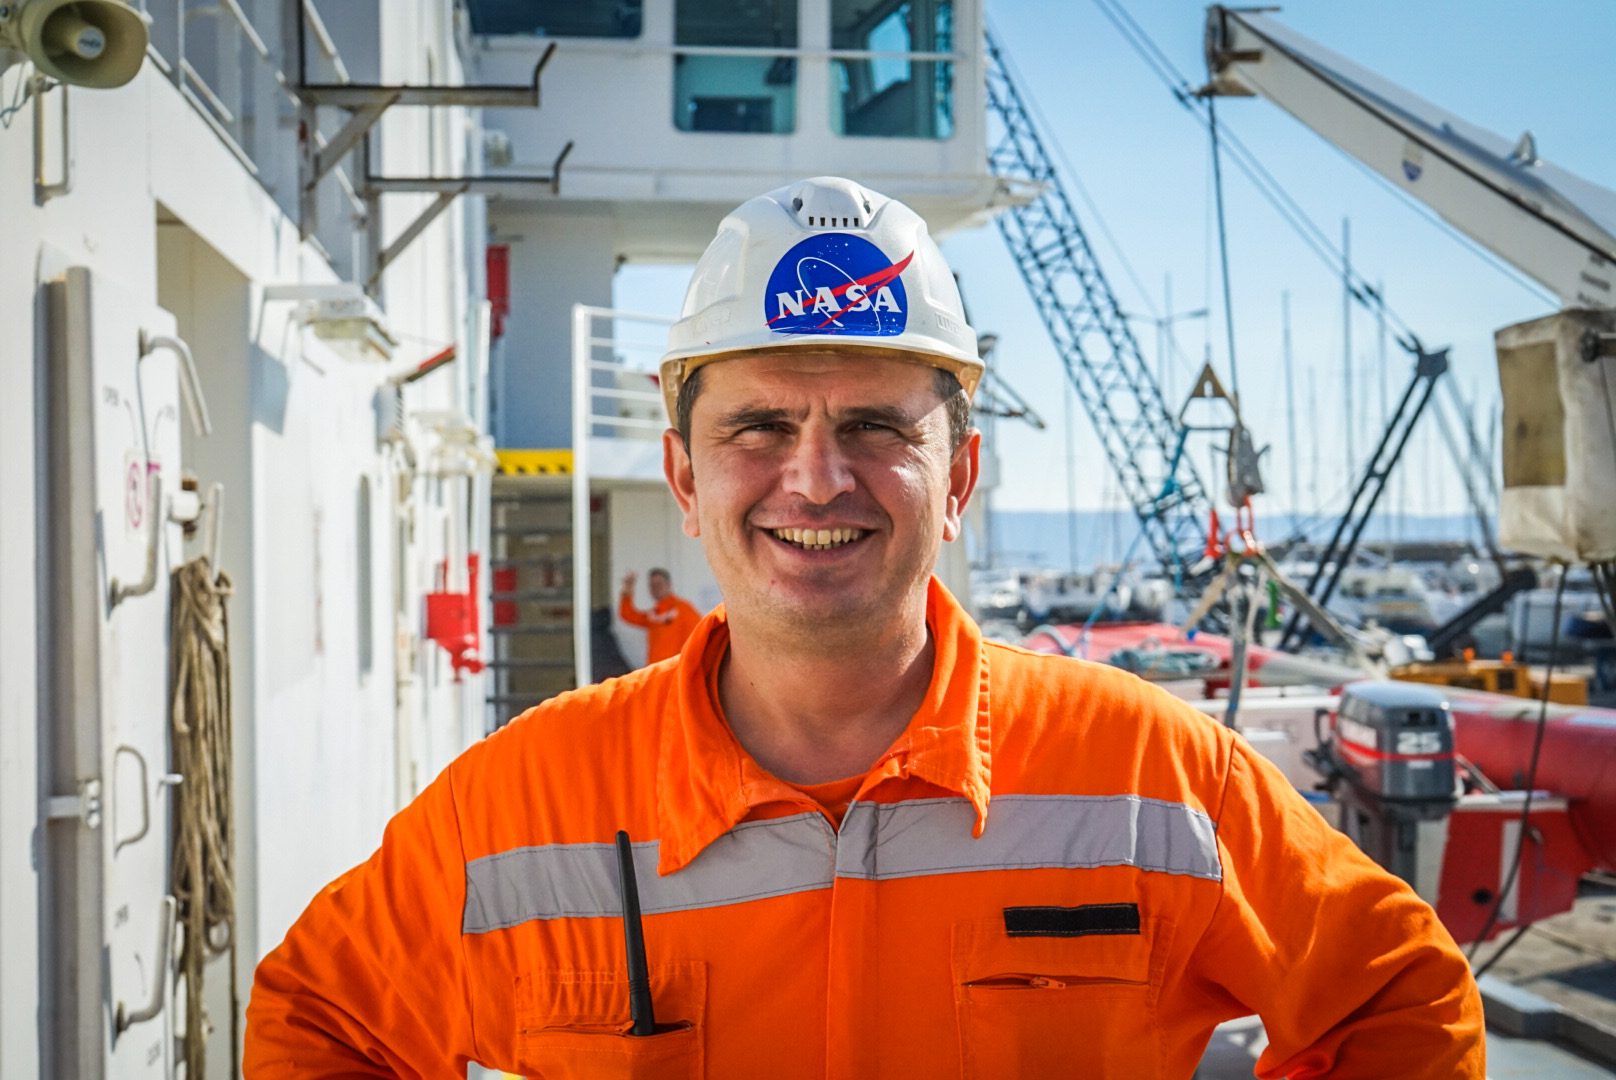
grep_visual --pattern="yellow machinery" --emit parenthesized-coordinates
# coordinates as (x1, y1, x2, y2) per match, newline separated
(1392, 657, 1587, 707)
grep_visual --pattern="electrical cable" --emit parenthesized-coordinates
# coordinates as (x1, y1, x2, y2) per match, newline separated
(1472, 924, 1530, 979)
(0, 66, 33, 129)
(1467, 566, 1567, 967)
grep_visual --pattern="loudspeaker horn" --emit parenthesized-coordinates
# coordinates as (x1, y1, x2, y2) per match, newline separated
(0, 0, 148, 89)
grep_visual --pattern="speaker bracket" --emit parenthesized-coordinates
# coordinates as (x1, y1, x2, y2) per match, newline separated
(293, 2, 562, 290)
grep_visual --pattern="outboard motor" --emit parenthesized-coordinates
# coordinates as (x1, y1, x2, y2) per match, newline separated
(1307, 681, 1459, 903)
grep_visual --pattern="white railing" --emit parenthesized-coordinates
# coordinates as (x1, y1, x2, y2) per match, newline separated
(140, 0, 364, 237)
(570, 304, 677, 687)
(573, 306, 672, 441)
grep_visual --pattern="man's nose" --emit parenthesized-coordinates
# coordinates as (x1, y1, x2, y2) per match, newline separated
(781, 424, 856, 505)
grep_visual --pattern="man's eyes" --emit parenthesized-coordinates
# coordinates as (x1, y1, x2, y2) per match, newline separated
(725, 420, 907, 438)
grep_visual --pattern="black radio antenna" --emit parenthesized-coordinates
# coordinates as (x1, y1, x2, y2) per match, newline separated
(614, 831, 657, 1036)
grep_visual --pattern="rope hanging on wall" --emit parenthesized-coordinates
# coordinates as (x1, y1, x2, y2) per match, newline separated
(170, 557, 238, 1079)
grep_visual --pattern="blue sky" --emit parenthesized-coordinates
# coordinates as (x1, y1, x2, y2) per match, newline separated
(619, 0, 1616, 521)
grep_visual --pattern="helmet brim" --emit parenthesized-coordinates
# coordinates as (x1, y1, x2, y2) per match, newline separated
(659, 341, 984, 426)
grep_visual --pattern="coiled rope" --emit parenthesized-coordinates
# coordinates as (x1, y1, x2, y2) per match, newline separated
(169, 557, 237, 1078)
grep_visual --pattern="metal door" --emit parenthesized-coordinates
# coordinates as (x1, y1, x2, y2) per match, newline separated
(43, 265, 201, 1079)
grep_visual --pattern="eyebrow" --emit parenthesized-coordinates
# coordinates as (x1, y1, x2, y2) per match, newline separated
(713, 405, 798, 430)
(712, 403, 924, 431)
(842, 404, 922, 430)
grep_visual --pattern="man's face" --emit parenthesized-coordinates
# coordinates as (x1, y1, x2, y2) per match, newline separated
(664, 352, 977, 633)
(648, 572, 671, 601)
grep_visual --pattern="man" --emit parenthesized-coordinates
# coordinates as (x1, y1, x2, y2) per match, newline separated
(618, 567, 702, 665)
(246, 177, 1483, 1077)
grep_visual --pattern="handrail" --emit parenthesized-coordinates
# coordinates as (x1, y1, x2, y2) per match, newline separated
(302, 0, 350, 82)
(589, 415, 665, 431)
(220, 0, 271, 59)
(181, 58, 235, 125)
(110, 475, 164, 608)
(114, 896, 177, 1037)
(141, 332, 213, 437)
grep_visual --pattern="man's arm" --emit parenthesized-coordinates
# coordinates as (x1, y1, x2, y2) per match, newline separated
(1190, 740, 1484, 1079)
(618, 586, 650, 628)
(245, 767, 480, 1078)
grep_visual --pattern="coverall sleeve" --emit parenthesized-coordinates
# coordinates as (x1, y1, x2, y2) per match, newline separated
(244, 766, 479, 1078)
(618, 591, 650, 628)
(1191, 740, 1485, 1079)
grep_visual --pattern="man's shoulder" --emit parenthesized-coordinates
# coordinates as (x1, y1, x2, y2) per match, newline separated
(983, 639, 1236, 797)
(985, 638, 1205, 715)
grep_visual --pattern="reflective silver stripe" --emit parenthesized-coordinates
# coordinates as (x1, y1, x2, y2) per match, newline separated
(835, 794, 1221, 882)
(462, 812, 835, 933)
(463, 794, 1221, 933)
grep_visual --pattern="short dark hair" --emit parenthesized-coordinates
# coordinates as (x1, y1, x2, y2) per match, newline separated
(648, 568, 671, 581)
(673, 362, 972, 451)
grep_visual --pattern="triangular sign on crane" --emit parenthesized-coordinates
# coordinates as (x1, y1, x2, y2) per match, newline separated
(1178, 361, 1240, 422)
(1189, 361, 1231, 402)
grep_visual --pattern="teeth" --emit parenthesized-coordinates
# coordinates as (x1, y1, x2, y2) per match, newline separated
(772, 527, 864, 549)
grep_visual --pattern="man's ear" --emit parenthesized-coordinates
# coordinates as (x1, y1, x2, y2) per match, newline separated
(941, 429, 980, 543)
(664, 428, 701, 538)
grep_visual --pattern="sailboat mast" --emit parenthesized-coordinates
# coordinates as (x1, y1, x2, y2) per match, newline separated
(1283, 291, 1299, 522)
(1342, 218, 1355, 474)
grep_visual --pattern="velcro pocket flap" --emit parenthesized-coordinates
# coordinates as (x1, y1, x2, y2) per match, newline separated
(953, 915, 1157, 990)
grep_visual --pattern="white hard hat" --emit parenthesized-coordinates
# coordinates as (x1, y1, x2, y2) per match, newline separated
(659, 176, 982, 421)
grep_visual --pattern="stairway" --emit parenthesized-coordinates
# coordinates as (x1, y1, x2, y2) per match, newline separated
(486, 481, 578, 724)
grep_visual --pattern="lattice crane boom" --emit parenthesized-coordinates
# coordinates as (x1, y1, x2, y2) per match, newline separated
(984, 29, 1211, 574)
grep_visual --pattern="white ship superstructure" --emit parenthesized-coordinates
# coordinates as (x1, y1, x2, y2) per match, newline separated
(0, 1, 1007, 1074)
(2, 3, 500, 1074)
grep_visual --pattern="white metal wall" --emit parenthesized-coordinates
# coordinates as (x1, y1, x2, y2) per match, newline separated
(0, 1, 493, 1070)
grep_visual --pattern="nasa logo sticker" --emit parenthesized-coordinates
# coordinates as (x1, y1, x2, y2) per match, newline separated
(764, 233, 912, 337)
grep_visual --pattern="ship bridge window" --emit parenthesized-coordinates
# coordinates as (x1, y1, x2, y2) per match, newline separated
(467, 0, 643, 38)
(830, 0, 953, 139)
(677, 0, 798, 47)
(674, 0, 798, 134)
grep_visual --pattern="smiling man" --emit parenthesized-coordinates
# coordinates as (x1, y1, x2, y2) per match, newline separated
(245, 178, 1483, 1078)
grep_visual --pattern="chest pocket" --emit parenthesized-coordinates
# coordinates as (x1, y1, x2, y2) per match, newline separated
(952, 916, 1172, 1080)
(513, 962, 704, 1080)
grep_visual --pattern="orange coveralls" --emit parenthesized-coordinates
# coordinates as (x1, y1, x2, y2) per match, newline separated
(247, 580, 1483, 1078)
(618, 591, 702, 665)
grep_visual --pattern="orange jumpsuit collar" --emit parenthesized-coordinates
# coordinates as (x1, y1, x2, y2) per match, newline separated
(656, 578, 993, 875)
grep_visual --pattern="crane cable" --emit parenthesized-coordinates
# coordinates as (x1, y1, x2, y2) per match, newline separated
(170, 556, 239, 1079)
(1208, 94, 1241, 401)
(1086, 0, 1556, 335)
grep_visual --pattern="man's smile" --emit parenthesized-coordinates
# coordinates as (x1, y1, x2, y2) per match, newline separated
(768, 526, 870, 551)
